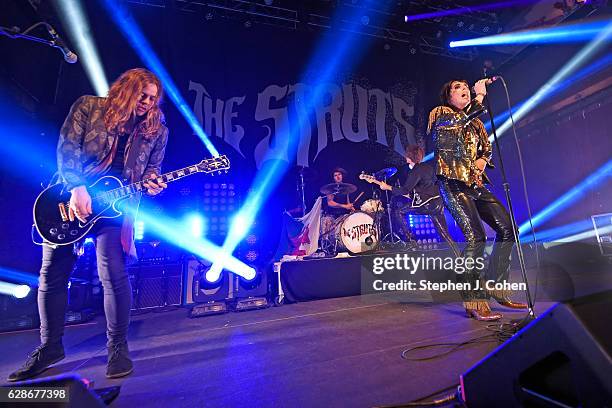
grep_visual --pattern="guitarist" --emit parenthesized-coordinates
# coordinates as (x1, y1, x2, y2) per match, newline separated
(8, 68, 168, 382)
(430, 78, 527, 322)
(376, 145, 459, 257)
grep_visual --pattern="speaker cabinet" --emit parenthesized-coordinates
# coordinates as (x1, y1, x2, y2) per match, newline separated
(128, 262, 183, 310)
(460, 290, 612, 407)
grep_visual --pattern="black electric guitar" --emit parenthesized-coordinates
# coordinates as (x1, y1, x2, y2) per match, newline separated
(33, 155, 230, 246)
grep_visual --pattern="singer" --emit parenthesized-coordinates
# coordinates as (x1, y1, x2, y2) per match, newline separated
(7, 68, 168, 382)
(429, 79, 527, 321)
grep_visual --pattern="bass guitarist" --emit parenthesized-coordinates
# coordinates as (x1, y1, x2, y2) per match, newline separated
(8, 68, 168, 382)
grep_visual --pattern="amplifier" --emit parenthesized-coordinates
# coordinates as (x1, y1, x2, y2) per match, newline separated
(128, 262, 183, 310)
(136, 241, 184, 264)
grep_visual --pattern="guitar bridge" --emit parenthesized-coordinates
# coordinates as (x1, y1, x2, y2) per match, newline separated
(58, 202, 69, 222)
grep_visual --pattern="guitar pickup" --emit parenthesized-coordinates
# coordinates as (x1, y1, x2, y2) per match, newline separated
(58, 202, 69, 222)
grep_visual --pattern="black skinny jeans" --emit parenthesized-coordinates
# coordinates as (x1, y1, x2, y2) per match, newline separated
(38, 221, 131, 346)
(438, 177, 515, 300)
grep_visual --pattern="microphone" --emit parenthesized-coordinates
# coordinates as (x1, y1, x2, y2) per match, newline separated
(472, 76, 498, 94)
(484, 76, 498, 86)
(46, 26, 77, 64)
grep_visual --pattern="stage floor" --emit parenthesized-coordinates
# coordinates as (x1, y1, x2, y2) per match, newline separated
(0, 295, 554, 407)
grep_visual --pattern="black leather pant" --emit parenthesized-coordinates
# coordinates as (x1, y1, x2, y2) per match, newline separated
(438, 178, 515, 300)
(392, 195, 460, 257)
(38, 221, 131, 347)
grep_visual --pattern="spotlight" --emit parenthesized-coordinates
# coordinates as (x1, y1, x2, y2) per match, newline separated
(135, 220, 145, 241)
(230, 213, 253, 238)
(55, 0, 109, 96)
(103, 0, 219, 157)
(361, 15, 370, 26)
(185, 213, 205, 238)
(12, 285, 31, 299)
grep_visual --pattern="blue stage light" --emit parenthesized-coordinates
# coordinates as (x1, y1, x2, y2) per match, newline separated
(55, 0, 109, 96)
(543, 223, 612, 249)
(208, 0, 394, 279)
(406, 0, 538, 23)
(186, 213, 205, 239)
(0, 267, 39, 286)
(494, 20, 612, 139)
(12, 285, 31, 299)
(125, 208, 255, 280)
(450, 20, 610, 48)
(521, 219, 594, 242)
(519, 159, 612, 236)
(102, 0, 219, 157)
(0, 281, 31, 299)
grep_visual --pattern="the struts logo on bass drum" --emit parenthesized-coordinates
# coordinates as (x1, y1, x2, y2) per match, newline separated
(342, 222, 377, 241)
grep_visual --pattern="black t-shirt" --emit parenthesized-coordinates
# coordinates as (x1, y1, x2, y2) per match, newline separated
(108, 132, 129, 179)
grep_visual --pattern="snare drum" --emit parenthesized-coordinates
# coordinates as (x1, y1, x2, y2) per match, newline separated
(333, 211, 378, 253)
(360, 199, 383, 214)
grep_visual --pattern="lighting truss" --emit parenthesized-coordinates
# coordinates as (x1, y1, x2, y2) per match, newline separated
(125, 0, 492, 60)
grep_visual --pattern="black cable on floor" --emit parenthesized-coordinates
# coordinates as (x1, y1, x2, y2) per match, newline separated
(374, 384, 461, 408)
(400, 332, 498, 362)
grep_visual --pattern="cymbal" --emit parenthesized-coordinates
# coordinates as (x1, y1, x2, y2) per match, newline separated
(374, 167, 397, 180)
(320, 182, 357, 195)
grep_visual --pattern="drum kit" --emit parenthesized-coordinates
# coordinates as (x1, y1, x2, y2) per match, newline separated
(317, 166, 401, 256)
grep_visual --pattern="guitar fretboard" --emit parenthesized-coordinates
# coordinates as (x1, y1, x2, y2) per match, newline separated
(92, 155, 229, 204)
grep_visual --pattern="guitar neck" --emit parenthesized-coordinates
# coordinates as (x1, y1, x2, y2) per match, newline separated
(362, 177, 387, 188)
(101, 164, 202, 201)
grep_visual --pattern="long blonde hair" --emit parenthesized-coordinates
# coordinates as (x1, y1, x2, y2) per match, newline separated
(104, 68, 164, 138)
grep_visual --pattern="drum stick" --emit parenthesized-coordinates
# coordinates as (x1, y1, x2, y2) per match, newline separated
(352, 192, 364, 204)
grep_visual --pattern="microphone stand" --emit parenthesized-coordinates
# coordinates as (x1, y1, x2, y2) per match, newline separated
(0, 24, 57, 49)
(298, 169, 306, 217)
(483, 68, 536, 327)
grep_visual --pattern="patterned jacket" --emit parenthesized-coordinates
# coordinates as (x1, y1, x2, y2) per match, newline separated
(428, 100, 492, 187)
(57, 95, 169, 257)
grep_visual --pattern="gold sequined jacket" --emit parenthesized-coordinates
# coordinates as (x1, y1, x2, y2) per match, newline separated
(428, 100, 493, 186)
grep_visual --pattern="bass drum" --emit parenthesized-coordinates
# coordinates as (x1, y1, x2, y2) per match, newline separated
(334, 211, 378, 254)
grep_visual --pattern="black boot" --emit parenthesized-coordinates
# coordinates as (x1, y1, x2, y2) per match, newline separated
(7, 342, 65, 382)
(106, 342, 133, 379)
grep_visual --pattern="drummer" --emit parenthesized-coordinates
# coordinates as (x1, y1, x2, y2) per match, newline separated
(325, 167, 355, 217)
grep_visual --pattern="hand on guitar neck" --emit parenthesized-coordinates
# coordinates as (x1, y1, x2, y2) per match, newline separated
(359, 173, 393, 191)
(143, 173, 167, 196)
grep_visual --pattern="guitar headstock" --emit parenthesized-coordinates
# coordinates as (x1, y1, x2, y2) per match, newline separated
(197, 155, 231, 174)
(359, 172, 376, 183)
